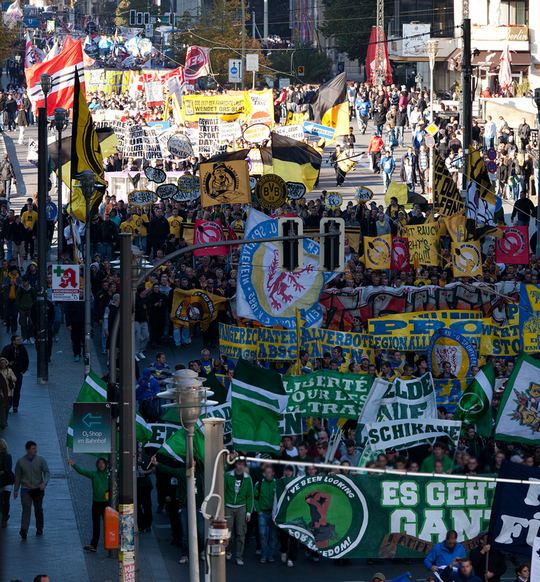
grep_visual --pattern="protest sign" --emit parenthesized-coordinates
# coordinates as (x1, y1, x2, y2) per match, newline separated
(428, 328, 478, 378)
(181, 93, 245, 121)
(519, 284, 540, 353)
(167, 133, 194, 159)
(490, 462, 540, 556)
(274, 124, 304, 142)
(198, 117, 221, 157)
(283, 371, 375, 419)
(496, 226, 529, 265)
(364, 235, 392, 270)
(406, 224, 439, 266)
(452, 241, 483, 278)
(433, 151, 464, 216)
(364, 419, 462, 450)
(367, 310, 483, 351)
(200, 160, 251, 207)
(218, 323, 374, 362)
(361, 373, 437, 422)
(275, 473, 495, 559)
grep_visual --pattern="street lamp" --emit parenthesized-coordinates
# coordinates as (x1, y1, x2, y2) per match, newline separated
(35, 74, 53, 384)
(54, 108, 68, 262)
(40, 73, 52, 115)
(77, 170, 95, 377)
(426, 39, 439, 202)
(159, 370, 216, 582)
(533, 88, 540, 257)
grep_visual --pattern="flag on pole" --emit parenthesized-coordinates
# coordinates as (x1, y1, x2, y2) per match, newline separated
(231, 358, 288, 452)
(454, 362, 495, 437)
(184, 46, 210, 81)
(157, 426, 205, 463)
(24, 32, 44, 68)
(67, 371, 152, 448)
(311, 72, 350, 137)
(43, 39, 61, 62)
(268, 132, 322, 192)
(25, 38, 85, 115)
(69, 69, 107, 221)
(495, 354, 540, 445)
(498, 45, 513, 90)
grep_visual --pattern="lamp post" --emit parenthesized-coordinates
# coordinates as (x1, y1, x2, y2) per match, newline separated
(426, 39, 439, 202)
(77, 170, 95, 377)
(54, 108, 68, 262)
(534, 88, 540, 258)
(158, 370, 216, 582)
(36, 75, 52, 384)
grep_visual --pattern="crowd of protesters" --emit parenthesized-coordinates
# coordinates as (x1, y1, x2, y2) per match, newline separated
(0, 74, 538, 582)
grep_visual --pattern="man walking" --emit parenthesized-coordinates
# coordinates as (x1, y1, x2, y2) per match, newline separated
(0, 154, 15, 199)
(13, 440, 50, 539)
(224, 459, 254, 566)
(254, 465, 277, 563)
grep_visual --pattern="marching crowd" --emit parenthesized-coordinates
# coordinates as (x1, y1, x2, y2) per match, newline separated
(0, 76, 538, 582)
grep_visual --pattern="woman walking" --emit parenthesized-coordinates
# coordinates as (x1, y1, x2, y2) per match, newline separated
(0, 357, 16, 429)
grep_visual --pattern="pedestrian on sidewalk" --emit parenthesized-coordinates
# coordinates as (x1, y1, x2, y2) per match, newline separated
(0, 437, 14, 527)
(1, 335, 29, 414)
(0, 357, 16, 429)
(67, 457, 109, 552)
(7, 216, 26, 269)
(64, 300, 85, 362)
(380, 150, 395, 193)
(16, 276, 36, 343)
(13, 440, 50, 539)
(0, 154, 15, 200)
(16, 100, 28, 145)
(3, 266, 21, 334)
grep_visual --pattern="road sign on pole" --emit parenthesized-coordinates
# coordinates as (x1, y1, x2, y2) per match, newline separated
(303, 121, 335, 140)
(228, 58, 242, 84)
(72, 402, 113, 453)
(245, 53, 259, 72)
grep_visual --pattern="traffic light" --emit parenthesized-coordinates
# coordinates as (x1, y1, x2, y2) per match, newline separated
(320, 218, 345, 272)
(278, 217, 303, 272)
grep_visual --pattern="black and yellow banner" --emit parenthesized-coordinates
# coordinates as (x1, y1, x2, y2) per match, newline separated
(269, 132, 321, 192)
(311, 72, 349, 137)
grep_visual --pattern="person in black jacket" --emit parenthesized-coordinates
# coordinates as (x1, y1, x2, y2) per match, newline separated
(96, 214, 118, 261)
(147, 208, 169, 257)
(0, 438, 14, 527)
(511, 191, 535, 227)
(0, 335, 29, 413)
(469, 534, 506, 582)
(64, 300, 85, 362)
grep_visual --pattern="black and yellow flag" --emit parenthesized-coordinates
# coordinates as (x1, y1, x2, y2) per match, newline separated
(69, 69, 108, 221)
(267, 132, 321, 192)
(170, 288, 227, 331)
(311, 72, 349, 137)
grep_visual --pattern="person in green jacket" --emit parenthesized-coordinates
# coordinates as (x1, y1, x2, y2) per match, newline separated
(68, 457, 109, 552)
(254, 465, 277, 563)
(224, 459, 254, 566)
(420, 442, 454, 474)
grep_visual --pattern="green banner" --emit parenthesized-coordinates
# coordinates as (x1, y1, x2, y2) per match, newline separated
(274, 474, 495, 559)
(283, 370, 374, 419)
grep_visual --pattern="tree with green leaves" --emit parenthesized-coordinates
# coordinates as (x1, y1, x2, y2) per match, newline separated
(269, 46, 332, 84)
(320, 0, 377, 63)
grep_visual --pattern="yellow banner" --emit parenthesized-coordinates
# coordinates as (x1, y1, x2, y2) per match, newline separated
(199, 160, 251, 207)
(244, 89, 274, 126)
(181, 93, 245, 121)
(84, 69, 126, 95)
(368, 310, 483, 351)
(219, 323, 374, 362)
(443, 214, 467, 243)
(364, 235, 392, 270)
(406, 224, 439, 267)
(452, 241, 483, 278)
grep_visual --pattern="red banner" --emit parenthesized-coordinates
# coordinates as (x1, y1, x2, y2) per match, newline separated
(495, 226, 529, 264)
(391, 237, 411, 271)
(193, 220, 228, 256)
(365, 26, 393, 86)
(184, 46, 210, 82)
(25, 38, 85, 115)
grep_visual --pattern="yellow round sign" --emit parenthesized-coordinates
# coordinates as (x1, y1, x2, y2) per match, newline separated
(257, 174, 287, 209)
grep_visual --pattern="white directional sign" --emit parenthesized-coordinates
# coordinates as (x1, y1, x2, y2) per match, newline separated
(228, 59, 243, 84)
(245, 53, 259, 72)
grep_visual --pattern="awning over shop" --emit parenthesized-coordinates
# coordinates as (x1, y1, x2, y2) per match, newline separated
(447, 49, 531, 71)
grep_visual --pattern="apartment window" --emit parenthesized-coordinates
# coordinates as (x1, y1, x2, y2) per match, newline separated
(498, 0, 527, 25)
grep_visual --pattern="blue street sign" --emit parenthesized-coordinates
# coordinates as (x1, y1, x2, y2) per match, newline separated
(303, 121, 335, 140)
